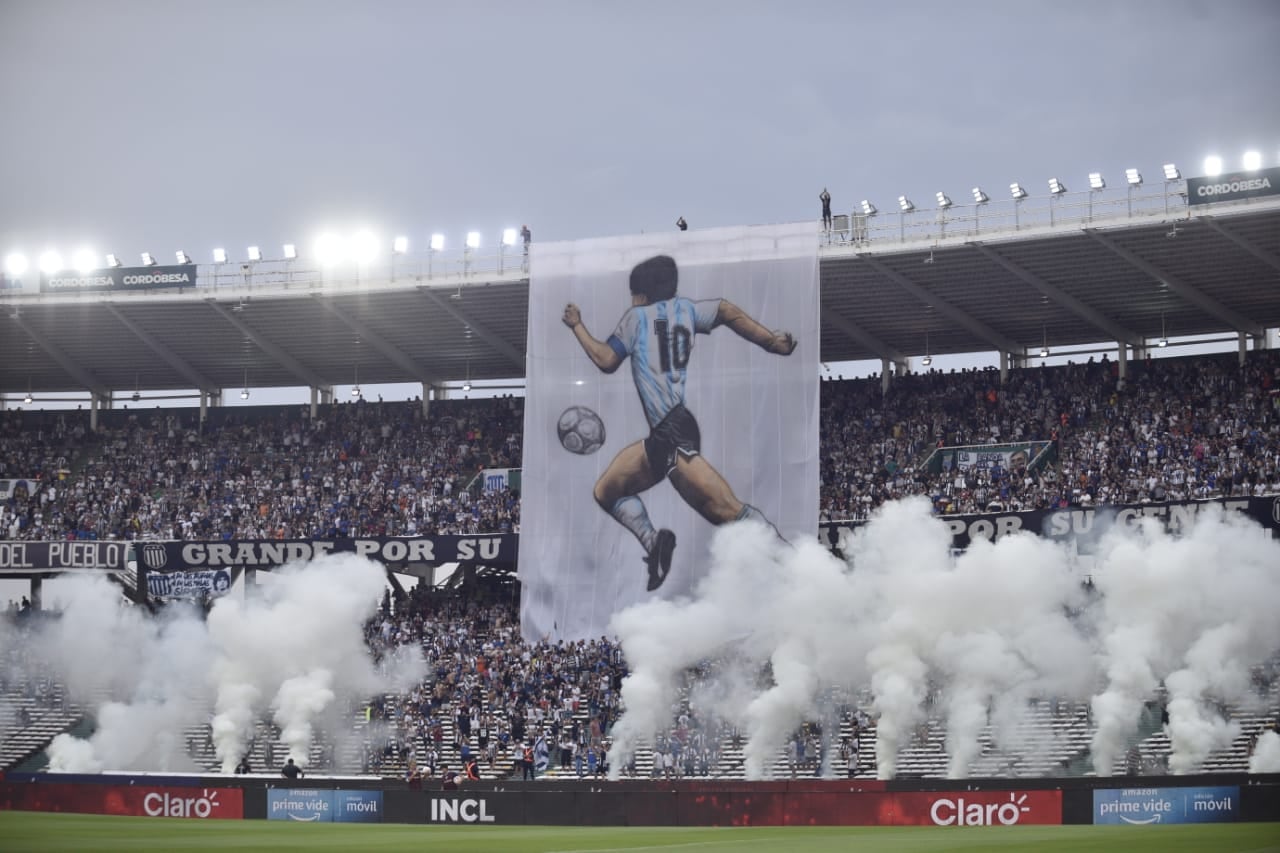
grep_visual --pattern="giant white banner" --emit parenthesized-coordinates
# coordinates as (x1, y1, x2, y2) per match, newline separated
(520, 224, 820, 640)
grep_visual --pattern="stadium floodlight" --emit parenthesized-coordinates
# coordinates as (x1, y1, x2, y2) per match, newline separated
(860, 199, 877, 216)
(351, 384, 362, 398)
(39, 251, 64, 274)
(392, 235, 409, 254)
(462, 380, 472, 392)
(1163, 163, 1181, 181)
(5, 252, 29, 276)
(1010, 182, 1028, 200)
(71, 248, 97, 273)
(175, 250, 192, 265)
(922, 355, 932, 366)
(212, 248, 228, 264)
(430, 233, 445, 251)
(314, 232, 345, 266)
(972, 187, 990, 204)
(240, 388, 249, 400)
(502, 228, 518, 247)
(465, 231, 481, 249)
(1040, 346, 1050, 358)
(283, 243, 298, 260)
(140, 252, 157, 266)
(1242, 150, 1262, 171)
(897, 196, 914, 212)
(105, 253, 122, 268)
(1125, 168, 1143, 186)
(1089, 172, 1105, 190)
(23, 392, 33, 405)
(247, 245, 263, 262)
(351, 230, 379, 265)
(935, 192, 953, 209)
(1048, 178, 1067, 195)
(1203, 155, 1223, 176)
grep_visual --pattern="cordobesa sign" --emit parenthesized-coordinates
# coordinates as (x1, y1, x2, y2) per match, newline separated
(38, 264, 197, 293)
(1186, 166, 1280, 206)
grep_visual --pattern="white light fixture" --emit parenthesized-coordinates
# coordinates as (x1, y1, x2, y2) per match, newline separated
(315, 232, 345, 266)
(175, 250, 192, 265)
(351, 230, 379, 264)
(351, 384, 361, 398)
(105, 253, 122, 268)
(240, 388, 249, 400)
(140, 252, 156, 266)
(212, 247, 228, 264)
(283, 243, 298, 260)
(392, 235, 409, 254)
(350, 364, 362, 398)
(247, 245, 263, 262)
(1159, 313, 1168, 347)
(935, 191, 953, 209)
(1125, 168, 1143, 186)
(1203, 155, 1223, 176)
(465, 231, 481, 249)
(897, 196, 914, 212)
(860, 199, 877, 216)
(4, 252, 28, 276)
(922, 355, 932, 366)
(1040, 346, 1049, 358)
(1163, 163, 1181, 181)
(39, 250, 64, 273)
(23, 393, 33, 405)
(1088, 172, 1105, 190)
(1048, 178, 1067, 195)
(70, 248, 97, 272)
(972, 187, 989, 204)
(1010, 182, 1028, 200)
(1242, 150, 1262, 171)
(240, 368, 249, 400)
(502, 228, 517, 247)
(1040, 325, 1049, 358)
(462, 380, 471, 392)
(430, 233, 445, 251)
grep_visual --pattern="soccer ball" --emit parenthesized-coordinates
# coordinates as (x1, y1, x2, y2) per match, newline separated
(557, 405, 606, 455)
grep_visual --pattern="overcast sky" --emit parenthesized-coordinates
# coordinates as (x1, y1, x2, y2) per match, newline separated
(2, 0, 1278, 263)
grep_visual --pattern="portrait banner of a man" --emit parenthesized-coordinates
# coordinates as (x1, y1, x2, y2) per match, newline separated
(520, 224, 819, 641)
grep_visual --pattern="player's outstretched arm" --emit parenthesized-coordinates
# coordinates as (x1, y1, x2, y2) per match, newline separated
(562, 303, 623, 373)
(715, 299, 797, 355)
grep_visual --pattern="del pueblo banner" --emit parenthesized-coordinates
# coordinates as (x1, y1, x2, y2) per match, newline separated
(0, 535, 516, 574)
(39, 264, 197, 293)
(519, 223, 821, 641)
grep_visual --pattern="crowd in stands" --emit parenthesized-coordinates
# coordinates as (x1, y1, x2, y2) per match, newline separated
(2, 351, 1280, 544)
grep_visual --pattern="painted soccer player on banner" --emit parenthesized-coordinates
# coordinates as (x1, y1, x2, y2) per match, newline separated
(519, 224, 819, 641)
(561, 254, 795, 591)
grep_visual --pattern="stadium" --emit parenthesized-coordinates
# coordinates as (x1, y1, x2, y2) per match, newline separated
(2, 159, 1279, 851)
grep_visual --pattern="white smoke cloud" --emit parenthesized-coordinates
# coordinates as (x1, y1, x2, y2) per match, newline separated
(1250, 730, 1280, 773)
(608, 497, 1279, 782)
(37, 554, 423, 774)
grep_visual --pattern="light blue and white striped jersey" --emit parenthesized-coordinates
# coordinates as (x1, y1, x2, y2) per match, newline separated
(606, 297, 720, 428)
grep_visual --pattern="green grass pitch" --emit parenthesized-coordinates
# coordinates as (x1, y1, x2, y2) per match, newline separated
(1, 812, 1278, 852)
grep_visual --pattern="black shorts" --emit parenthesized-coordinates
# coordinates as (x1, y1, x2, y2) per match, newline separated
(644, 404, 701, 477)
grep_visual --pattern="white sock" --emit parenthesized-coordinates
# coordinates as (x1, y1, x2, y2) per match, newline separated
(609, 496, 657, 552)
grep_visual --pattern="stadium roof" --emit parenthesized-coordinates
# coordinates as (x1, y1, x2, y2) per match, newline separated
(2, 190, 1278, 399)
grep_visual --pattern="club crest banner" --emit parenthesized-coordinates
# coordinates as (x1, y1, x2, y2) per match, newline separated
(520, 224, 820, 640)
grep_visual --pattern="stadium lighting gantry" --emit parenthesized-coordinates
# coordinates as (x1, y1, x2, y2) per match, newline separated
(105, 253, 122, 268)
(315, 233, 345, 266)
(1163, 163, 1181, 181)
(247, 246, 263, 262)
(1088, 173, 1105, 190)
(1010, 183, 1028, 200)
(71, 248, 97, 273)
(1048, 178, 1067, 195)
(1203, 155, 1223, 176)
(5, 252, 29, 276)
(935, 192, 953, 209)
(175, 250, 192, 265)
(1125, 168, 1142, 186)
(212, 248, 228, 264)
(897, 196, 914, 212)
(972, 187, 989, 204)
(430, 233, 445, 251)
(392, 236, 409, 254)
(283, 244, 298, 260)
(1242, 150, 1262, 171)
(465, 232, 481, 249)
(351, 230, 380, 265)
(39, 251, 63, 274)
(502, 228, 518, 247)
(140, 252, 156, 266)
(861, 200, 877, 216)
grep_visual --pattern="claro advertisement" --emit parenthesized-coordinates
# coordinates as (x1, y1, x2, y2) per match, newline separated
(0, 782, 242, 819)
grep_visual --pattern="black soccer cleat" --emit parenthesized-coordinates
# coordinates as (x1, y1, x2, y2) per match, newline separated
(645, 529, 676, 591)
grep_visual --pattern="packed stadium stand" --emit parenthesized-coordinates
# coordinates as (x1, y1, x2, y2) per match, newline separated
(3, 348, 1279, 780)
